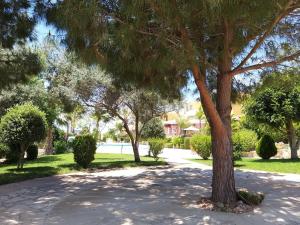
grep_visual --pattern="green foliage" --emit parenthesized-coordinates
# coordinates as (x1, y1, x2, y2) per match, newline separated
(141, 118, 165, 139)
(232, 129, 257, 152)
(0, 0, 35, 48)
(5, 144, 20, 163)
(148, 139, 165, 161)
(53, 127, 66, 142)
(172, 137, 184, 148)
(256, 135, 277, 160)
(54, 141, 69, 154)
(73, 134, 97, 168)
(0, 78, 60, 124)
(233, 143, 243, 161)
(190, 135, 211, 160)
(26, 145, 38, 160)
(0, 103, 48, 146)
(183, 137, 191, 150)
(0, 143, 9, 159)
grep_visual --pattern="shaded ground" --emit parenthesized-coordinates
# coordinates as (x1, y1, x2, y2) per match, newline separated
(0, 158, 300, 225)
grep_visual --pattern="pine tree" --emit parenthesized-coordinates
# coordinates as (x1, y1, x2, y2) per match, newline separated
(40, 0, 300, 205)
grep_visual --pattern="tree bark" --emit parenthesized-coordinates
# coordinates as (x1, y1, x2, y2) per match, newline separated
(17, 144, 27, 169)
(211, 74, 236, 205)
(286, 120, 299, 159)
(123, 122, 141, 162)
(181, 22, 237, 205)
(45, 127, 54, 155)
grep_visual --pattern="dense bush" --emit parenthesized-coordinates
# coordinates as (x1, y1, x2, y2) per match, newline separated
(53, 127, 66, 142)
(26, 144, 38, 160)
(0, 103, 47, 168)
(233, 143, 242, 161)
(232, 129, 257, 152)
(141, 118, 165, 139)
(54, 140, 69, 154)
(190, 134, 211, 160)
(172, 137, 183, 148)
(256, 135, 277, 159)
(73, 134, 97, 168)
(183, 137, 191, 149)
(148, 138, 165, 161)
(0, 143, 9, 159)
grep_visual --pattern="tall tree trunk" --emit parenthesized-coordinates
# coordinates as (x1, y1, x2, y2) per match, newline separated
(132, 141, 141, 162)
(123, 121, 141, 162)
(286, 119, 299, 159)
(181, 23, 236, 204)
(45, 127, 54, 155)
(211, 74, 236, 205)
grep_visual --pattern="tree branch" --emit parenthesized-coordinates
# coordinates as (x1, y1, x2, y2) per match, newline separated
(230, 50, 300, 76)
(231, 0, 297, 73)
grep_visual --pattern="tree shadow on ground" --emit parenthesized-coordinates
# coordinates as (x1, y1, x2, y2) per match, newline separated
(40, 166, 300, 225)
(1, 166, 60, 185)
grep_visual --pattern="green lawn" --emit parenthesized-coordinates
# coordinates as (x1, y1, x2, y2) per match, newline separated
(0, 153, 166, 185)
(190, 158, 300, 174)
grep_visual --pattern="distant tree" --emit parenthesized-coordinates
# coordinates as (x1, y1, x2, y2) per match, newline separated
(0, 78, 61, 155)
(0, 103, 47, 169)
(141, 118, 165, 139)
(245, 71, 300, 159)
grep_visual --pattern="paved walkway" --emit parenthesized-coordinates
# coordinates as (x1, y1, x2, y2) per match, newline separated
(0, 157, 300, 225)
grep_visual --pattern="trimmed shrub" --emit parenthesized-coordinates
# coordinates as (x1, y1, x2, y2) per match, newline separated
(148, 138, 165, 161)
(190, 134, 211, 160)
(232, 129, 257, 152)
(26, 144, 38, 160)
(73, 134, 96, 168)
(172, 137, 183, 148)
(256, 134, 277, 159)
(0, 143, 9, 159)
(183, 137, 191, 149)
(54, 140, 69, 154)
(0, 103, 47, 168)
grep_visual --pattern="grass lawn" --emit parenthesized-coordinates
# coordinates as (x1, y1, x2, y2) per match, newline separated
(190, 158, 300, 174)
(0, 153, 166, 185)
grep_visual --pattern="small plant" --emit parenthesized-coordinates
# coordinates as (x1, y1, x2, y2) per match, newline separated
(0, 103, 47, 168)
(190, 134, 211, 160)
(148, 138, 165, 161)
(73, 134, 96, 168)
(256, 134, 277, 159)
(26, 144, 38, 160)
(54, 140, 69, 154)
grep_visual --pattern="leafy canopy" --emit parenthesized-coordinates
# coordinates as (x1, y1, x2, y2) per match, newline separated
(0, 103, 48, 145)
(245, 70, 300, 127)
